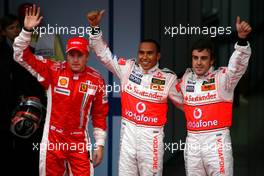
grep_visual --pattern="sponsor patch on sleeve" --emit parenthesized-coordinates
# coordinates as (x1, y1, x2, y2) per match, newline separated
(175, 79, 182, 92)
(118, 57, 126, 65)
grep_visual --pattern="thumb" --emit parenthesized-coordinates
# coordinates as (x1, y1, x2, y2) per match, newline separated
(98, 9, 105, 20)
(236, 16, 241, 25)
(100, 9, 105, 16)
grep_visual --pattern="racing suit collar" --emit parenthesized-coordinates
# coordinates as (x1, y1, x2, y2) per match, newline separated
(66, 64, 88, 80)
(192, 66, 214, 79)
(138, 63, 159, 74)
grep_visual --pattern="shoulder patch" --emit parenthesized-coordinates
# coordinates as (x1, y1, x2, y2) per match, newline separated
(175, 79, 182, 92)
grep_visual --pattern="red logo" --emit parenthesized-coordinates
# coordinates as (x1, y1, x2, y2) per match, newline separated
(175, 79, 182, 92)
(185, 93, 217, 102)
(193, 108, 202, 119)
(118, 58, 126, 65)
(136, 102, 146, 113)
(153, 135, 159, 171)
(201, 84, 216, 91)
(217, 138, 225, 174)
(153, 72, 165, 79)
(150, 84, 165, 91)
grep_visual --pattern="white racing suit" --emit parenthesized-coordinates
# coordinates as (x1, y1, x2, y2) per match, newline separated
(176, 42, 251, 175)
(90, 32, 182, 176)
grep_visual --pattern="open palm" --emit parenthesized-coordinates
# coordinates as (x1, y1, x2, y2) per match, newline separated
(24, 4, 43, 30)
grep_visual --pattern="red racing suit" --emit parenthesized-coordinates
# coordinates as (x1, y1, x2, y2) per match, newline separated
(176, 42, 251, 175)
(90, 32, 182, 176)
(13, 29, 109, 176)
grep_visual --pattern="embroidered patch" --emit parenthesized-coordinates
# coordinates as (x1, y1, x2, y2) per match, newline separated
(57, 76, 69, 88)
(54, 87, 70, 96)
(201, 84, 216, 91)
(186, 85, 195, 92)
(129, 74, 142, 85)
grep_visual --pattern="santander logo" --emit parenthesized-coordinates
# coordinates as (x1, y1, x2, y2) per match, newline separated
(125, 84, 163, 100)
(185, 92, 217, 102)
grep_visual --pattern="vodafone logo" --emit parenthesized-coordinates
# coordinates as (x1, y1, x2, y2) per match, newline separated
(136, 102, 146, 113)
(193, 108, 202, 119)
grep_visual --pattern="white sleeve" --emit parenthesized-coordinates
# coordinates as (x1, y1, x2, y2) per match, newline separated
(219, 42, 251, 92)
(93, 128, 107, 146)
(168, 76, 184, 109)
(90, 32, 128, 80)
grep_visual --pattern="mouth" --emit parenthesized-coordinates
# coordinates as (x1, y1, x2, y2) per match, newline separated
(142, 61, 150, 65)
(72, 64, 80, 69)
(195, 67, 203, 71)
(140, 60, 151, 66)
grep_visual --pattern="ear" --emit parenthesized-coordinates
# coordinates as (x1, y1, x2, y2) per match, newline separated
(83, 53, 89, 63)
(157, 53, 161, 61)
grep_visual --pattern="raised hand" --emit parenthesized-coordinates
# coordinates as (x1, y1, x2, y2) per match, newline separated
(86, 10, 105, 27)
(24, 4, 43, 31)
(236, 16, 252, 39)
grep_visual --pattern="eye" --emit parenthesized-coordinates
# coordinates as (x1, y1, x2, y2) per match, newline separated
(147, 51, 154, 55)
(139, 51, 144, 55)
(201, 56, 209, 61)
(192, 56, 198, 60)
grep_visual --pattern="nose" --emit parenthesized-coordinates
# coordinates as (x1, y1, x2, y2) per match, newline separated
(72, 56, 79, 62)
(197, 58, 202, 65)
(142, 52, 148, 60)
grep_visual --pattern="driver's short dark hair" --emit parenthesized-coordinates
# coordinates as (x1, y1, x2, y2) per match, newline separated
(191, 38, 215, 59)
(140, 39, 160, 53)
